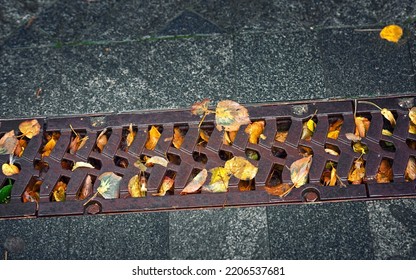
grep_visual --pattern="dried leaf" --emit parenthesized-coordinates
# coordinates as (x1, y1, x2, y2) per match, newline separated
(246, 150, 260, 160)
(202, 167, 230, 193)
(191, 98, 211, 116)
(345, 132, 361, 142)
(224, 156, 258, 181)
(375, 159, 393, 183)
(2, 163, 19, 176)
(409, 122, 416, 134)
(128, 174, 147, 198)
(223, 130, 237, 145)
(69, 126, 89, 154)
(19, 119, 41, 139)
(380, 24, 403, 43)
(97, 172, 122, 199)
(199, 130, 210, 143)
(405, 157, 416, 181)
(327, 119, 343, 139)
(325, 148, 339, 156)
(145, 126, 161, 150)
(145, 156, 168, 167)
(72, 162, 95, 171)
(382, 129, 393, 136)
(134, 160, 147, 172)
(409, 107, 416, 125)
(348, 158, 366, 185)
(172, 127, 185, 149)
(215, 100, 250, 132)
(245, 121, 266, 144)
(96, 129, 108, 152)
(126, 123, 136, 147)
(52, 181, 67, 202)
(181, 169, 208, 195)
(352, 142, 368, 155)
(0, 179, 13, 204)
(152, 176, 174, 196)
(381, 108, 396, 127)
(275, 131, 288, 143)
(290, 155, 313, 188)
(0, 130, 18, 155)
(78, 175, 93, 200)
(42, 138, 56, 157)
(22, 181, 41, 203)
(264, 183, 293, 197)
(301, 119, 316, 141)
(354, 116, 370, 138)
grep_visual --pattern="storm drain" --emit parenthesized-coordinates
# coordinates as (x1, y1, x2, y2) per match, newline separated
(1, 95, 416, 219)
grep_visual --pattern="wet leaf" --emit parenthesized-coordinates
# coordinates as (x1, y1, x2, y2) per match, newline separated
(172, 127, 185, 149)
(382, 129, 393, 136)
(290, 155, 313, 188)
(72, 162, 95, 171)
(52, 181, 67, 202)
(327, 119, 343, 139)
(324, 148, 339, 156)
(245, 121, 266, 144)
(128, 174, 147, 198)
(380, 24, 403, 43)
(22, 181, 41, 203)
(145, 126, 161, 150)
(134, 160, 147, 172)
(375, 159, 393, 183)
(354, 116, 370, 138)
(78, 175, 93, 200)
(152, 176, 174, 196)
(352, 142, 368, 155)
(381, 108, 396, 127)
(202, 167, 230, 193)
(19, 119, 41, 139)
(223, 130, 237, 145)
(0, 179, 13, 204)
(191, 98, 211, 116)
(97, 172, 122, 199)
(405, 157, 416, 181)
(126, 123, 136, 147)
(96, 129, 108, 152)
(345, 133, 362, 142)
(409, 107, 416, 125)
(275, 131, 289, 143)
(145, 156, 168, 167)
(215, 100, 250, 132)
(409, 122, 416, 134)
(264, 183, 293, 197)
(2, 163, 19, 176)
(224, 156, 258, 181)
(181, 169, 208, 195)
(348, 158, 366, 185)
(0, 130, 18, 155)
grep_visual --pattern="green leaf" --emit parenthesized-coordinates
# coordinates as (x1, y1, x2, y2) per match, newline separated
(0, 179, 13, 204)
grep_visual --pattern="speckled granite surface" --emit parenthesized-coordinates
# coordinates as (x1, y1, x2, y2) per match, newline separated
(1, 0, 416, 259)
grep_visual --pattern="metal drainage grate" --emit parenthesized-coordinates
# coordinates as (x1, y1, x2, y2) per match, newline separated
(0, 95, 415, 219)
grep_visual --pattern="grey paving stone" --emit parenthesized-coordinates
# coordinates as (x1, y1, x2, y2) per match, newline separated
(0, 216, 70, 259)
(169, 207, 269, 259)
(267, 202, 374, 259)
(234, 31, 326, 103)
(320, 28, 415, 99)
(68, 212, 169, 259)
(367, 199, 416, 259)
(144, 35, 234, 108)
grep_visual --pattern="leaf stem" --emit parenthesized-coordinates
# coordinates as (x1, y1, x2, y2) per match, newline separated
(358, 100, 383, 111)
(83, 191, 98, 206)
(354, 28, 382, 32)
(279, 184, 295, 198)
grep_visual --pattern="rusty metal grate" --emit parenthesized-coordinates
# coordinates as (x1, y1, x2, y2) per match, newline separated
(1, 95, 416, 219)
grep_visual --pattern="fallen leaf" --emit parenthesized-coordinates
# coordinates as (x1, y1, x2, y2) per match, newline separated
(152, 176, 174, 196)
(375, 159, 393, 183)
(181, 169, 208, 195)
(352, 142, 368, 155)
(246, 149, 260, 160)
(145, 156, 168, 167)
(19, 119, 41, 139)
(199, 130, 210, 143)
(264, 183, 293, 197)
(0, 179, 13, 204)
(22, 180, 41, 203)
(382, 129, 393, 136)
(202, 167, 230, 193)
(191, 98, 211, 116)
(14, 138, 27, 157)
(345, 133, 362, 142)
(290, 155, 313, 188)
(409, 107, 416, 125)
(69, 125, 89, 154)
(409, 122, 416, 134)
(327, 119, 343, 139)
(354, 116, 370, 138)
(52, 181, 67, 202)
(78, 175, 93, 200)
(224, 156, 258, 181)
(245, 121, 266, 144)
(97, 172, 122, 199)
(96, 129, 108, 152)
(128, 173, 147, 198)
(223, 130, 237, 145)
(301, 119, 316, 141)
(145, 126, 161, 150)
(405, 157, 416, 181)
(348, 158, 366, 185)
(126, 123, 136, 147)
(380, 24, 403, 43)
(134, 160, 147, 172)
(72, 162, 95, 171)
(215, 100, 250, 132)
(322, 162, 338, 187)
(2, 155, 19, 176)
(324, 148, 339, 156)
(41, 132, 60, 157)
(381, 108, 396, 127)
(275, 131, 289, 143)
(172, 127, 185, 149)
(0, 130, 18, 155)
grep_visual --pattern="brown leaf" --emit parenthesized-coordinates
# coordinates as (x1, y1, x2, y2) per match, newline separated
(22, 181, 41, 203)
(264, 183, 293, 197)
(199, 130, 210, 143)
(19, 119, 41, 139)
(405, 157, 416, 181)
(69, 126, 89, 154)
(275, 131, 289, 143)
(191, 98, 211, 116)
(172, 127, 185, 149)
(348, 158, 366, 185)
(78, 175, 93, 200)
(152, 176, 174, 196)
(145, 126, 161, 150)
(96, 129, 108, 152)
(0, 130, 18, 155)
(181, 169, 208, 195)
(126, 123, 136, 147)
(215, 100, 250, 132)
(52, 181, 67, 202)
(375, 159, 393, 183)
(245, 121, 266, 144)
(354, 116, 370, 138)
(290, 155, 313, 188)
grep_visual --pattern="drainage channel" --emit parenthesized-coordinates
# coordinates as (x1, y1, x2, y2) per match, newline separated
(0, 95, 415, 219)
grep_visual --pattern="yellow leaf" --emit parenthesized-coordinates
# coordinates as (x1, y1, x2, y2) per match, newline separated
(382, 129, 393, 136)
(152, 176, 174, 196)
(72, 162, 95, 171)
(264, 183, 293, 197)
(409, 107, 416, 125)
(380, 25, 403, 43)
(409, 122, 416, 134)
(202, 167, 230, 193)
(19, 119, 41, 139)
(0, 130, 17, 155)
(224, 156, 258, 181)
(245, 121, 266, 144)
(301, 120, 316, 141)
(128, 174, 147, 198)
(145, 126, 161, 150)
(381, 108, 396, 127)
(52, 181, 67, 202)
(354, 116, 370, 138)
(327, 119, 343, 139)
(181, 169, 208, 195)
(172, 127, 185, 149)
(69, 125, 89, 154)
(42, 138, 56, 157)
(223, 130, 237, 145)
(348, 158, 365, 184)
(329, 167, 337, 186)
(352, 142, 368, 155)
(290, 155, 313, 188)
(134, 160, 147, 172)
(405, 157, 416, 181)
(22, 181, 41, 203)
(126, 123, 136, 147)
(375, 159, 393, 183)
(275, 131, 288, 143)
(327, 130, 340, 139)
(96, 129, 108, 152)
(215, 100, 250, 132)
(145, 156, 168, 167)
(306, 119, 316, 132)
(2, 163, 19, 176)
(199, 130, 210, 143)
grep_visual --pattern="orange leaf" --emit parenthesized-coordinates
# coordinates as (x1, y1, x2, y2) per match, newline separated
(126, 123, 136, 147)
(375, 159, 393, 183)
(245, 121, 266, 144)
(327, 119, 343, 139)
(354, 116, 370, 138)
(223, 130, 237, 145)
(348, 158, 366, 185)
(96, 129, 108, 152)
(145, 126, 161, 150)
(290, 155, 313, 188)
(153, 176, 174, 196)
(2, 163, 19, 176)
(275, 131, 288, 143)
(380, 25, 403, 43)
(264, 183, 293, 197)
(19, 119, 41, 139)
(172, 127, 185, 149)
(405, 157, 416, 181)
(52, 181, 67, 202)
(181, 169, 208, 195)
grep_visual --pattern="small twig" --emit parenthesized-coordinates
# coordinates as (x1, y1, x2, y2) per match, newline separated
(4, 250, 8, 260)
(83, 191, 98, 206)
(279, 184, 295, 198)
(358, 100, 383, 111)
(354, 28, 382, 32)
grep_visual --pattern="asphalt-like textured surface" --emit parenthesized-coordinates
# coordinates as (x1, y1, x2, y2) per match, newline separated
(1, 0, 416, 259)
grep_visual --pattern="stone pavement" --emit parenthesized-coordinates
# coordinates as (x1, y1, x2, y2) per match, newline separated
(0, 0, 416, 259)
